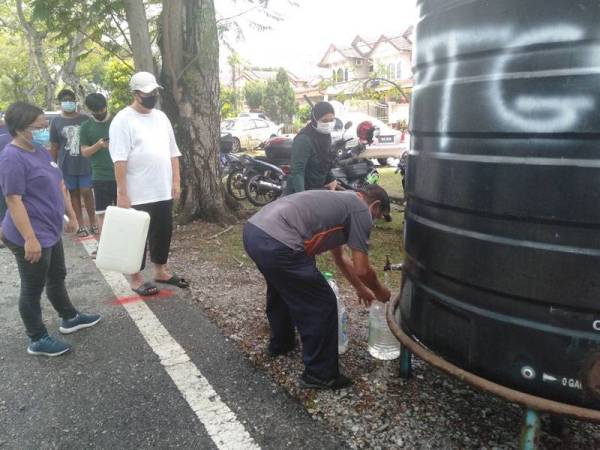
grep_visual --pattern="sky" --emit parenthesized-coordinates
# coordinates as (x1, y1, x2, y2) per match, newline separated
(218, 0, 418, 80)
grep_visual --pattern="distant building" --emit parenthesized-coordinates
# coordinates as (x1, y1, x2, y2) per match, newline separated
(316, 27, 414, 123)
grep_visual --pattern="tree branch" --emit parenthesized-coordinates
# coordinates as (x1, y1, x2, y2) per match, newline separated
(217, 5, 263, 24)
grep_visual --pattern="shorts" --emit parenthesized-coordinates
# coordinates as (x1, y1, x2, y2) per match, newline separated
(93, 180, 117, 214)
(0, 187, 6, 222)
(64, 174, 93, 191)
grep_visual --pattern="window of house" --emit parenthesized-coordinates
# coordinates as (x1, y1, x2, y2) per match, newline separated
(337, 68, 344, 82)
(332, 70, 336, 82)
(345, 68, 349, 81)
(388, 63, 396, 80)
(356, 59, 363, 66)
(396, 62, 403, 80)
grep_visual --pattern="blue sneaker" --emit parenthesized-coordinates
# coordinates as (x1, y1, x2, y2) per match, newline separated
(59, 312, 102, 334)
(27, 335, 72, 356)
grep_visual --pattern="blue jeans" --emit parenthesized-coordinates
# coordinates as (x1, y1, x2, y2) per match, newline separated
(243, 223, 339, 380)
(4, 238, 77, 341)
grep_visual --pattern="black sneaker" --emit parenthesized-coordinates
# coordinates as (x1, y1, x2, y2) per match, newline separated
(299, 372, 353, 390)
(267, 343, 296, 358)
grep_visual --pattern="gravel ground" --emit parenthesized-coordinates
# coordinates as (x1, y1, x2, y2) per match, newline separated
(170, 222, 600, 449)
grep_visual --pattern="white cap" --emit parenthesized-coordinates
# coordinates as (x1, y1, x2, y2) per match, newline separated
(129, 72, 163, 93)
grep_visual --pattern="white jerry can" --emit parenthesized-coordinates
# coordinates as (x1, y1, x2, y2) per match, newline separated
(95, 206, 150, 274)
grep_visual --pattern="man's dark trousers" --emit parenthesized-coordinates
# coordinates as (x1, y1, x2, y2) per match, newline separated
(243, 223, 339, 380)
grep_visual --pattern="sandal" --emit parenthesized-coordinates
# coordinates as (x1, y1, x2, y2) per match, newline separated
(155, 275, 190, 289)
(132, 282, 160, 297)
(90, 225, 99, 235)
(76, 227, 89, 238)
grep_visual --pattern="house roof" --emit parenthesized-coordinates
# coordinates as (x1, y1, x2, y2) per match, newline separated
(318, 28, 413, 68)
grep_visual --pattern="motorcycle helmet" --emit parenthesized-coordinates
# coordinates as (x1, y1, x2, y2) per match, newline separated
(357, 121, 377, 145)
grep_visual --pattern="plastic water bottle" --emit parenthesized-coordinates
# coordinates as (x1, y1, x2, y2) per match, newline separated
(323, 272, 349, 354)
(368, 301, 401, 360)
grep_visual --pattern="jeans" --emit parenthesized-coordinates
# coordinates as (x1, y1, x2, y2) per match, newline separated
(4, 238, 77, 341)
(243, 223, 339, 380)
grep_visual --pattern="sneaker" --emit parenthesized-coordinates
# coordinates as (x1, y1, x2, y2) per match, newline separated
(27, 335, 72, 356)
(59, 312, 102, 334)
(299, 372, 353, 390)
(76, 227, 89, 238)
(90, 225, 99, 235)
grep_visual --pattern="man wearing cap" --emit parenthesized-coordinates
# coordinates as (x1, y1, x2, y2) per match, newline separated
(243, 185, 393, 390)
(109, 72, 189, 296)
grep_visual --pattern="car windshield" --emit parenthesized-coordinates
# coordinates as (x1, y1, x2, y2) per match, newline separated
(221, 120, 235, 130)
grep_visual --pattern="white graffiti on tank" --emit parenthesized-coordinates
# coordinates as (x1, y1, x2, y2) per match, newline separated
(415, 24, 597, 146)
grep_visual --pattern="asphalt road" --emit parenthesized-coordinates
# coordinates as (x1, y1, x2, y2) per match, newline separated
(0, 236, 345, 450)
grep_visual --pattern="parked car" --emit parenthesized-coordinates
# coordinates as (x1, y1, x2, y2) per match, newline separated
(337, 112, 409, 164)
(238, 111, 272, 122)
(220, 117, 282, 152)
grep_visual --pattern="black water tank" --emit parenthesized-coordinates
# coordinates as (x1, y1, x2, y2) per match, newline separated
(403, 0, 600, 408)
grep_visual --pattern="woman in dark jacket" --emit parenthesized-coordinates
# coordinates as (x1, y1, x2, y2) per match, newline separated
(285, 102, 338, 194)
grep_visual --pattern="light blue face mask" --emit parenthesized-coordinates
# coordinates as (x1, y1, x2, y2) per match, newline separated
(32, 129, 49, 146)
(61, 101, 77, 113)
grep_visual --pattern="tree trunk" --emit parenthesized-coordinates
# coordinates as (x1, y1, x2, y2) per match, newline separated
(123, 0, 154, 72)
(16, 0, 56, 109)
(161, 0, 235, 224)
(61, 29, 87, 98)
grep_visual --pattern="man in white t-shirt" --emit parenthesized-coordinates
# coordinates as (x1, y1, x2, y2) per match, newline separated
(109, 72, 189, 296)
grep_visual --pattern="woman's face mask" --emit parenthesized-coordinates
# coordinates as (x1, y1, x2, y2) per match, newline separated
(32, 129, 49, 146)
(315, 120, 335, 135)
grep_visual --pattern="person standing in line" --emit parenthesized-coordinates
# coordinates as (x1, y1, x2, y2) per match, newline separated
(0, 102, 101, 356)
(0, 119, 13, 244)
(109, 72, 189, 296)
(50, 89, 96, 237)
(80, 93, 115, 242)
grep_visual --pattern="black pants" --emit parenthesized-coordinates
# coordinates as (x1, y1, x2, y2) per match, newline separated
(133, 199, 173, 271)
(4, 239, 77, 341)
(243, 223, 339, 380)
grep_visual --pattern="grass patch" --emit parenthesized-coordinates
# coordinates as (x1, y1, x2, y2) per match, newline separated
(377, 166, 404, 199)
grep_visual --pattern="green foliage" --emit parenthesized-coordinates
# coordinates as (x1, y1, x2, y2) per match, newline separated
(103, 58, 133, 113)
(0, 33, 41, 110)
(296, 104, 311, 123)
(243, 81, 265, 110)
(220, 87, 238, 119)
(263, 68, 296, 124)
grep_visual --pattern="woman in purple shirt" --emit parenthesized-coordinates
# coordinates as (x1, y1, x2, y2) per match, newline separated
(0, 102, 101, 357)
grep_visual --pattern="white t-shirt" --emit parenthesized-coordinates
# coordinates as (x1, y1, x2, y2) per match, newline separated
(109, 107, 181, 205)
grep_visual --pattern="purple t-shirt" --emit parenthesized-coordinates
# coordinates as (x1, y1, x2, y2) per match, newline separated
(0, 143, 64, 248)
(0, 125, 11, 151)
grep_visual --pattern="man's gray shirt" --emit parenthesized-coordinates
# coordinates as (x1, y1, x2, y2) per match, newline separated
(249, 190, 373, 256)
(50, 114, 90, 176)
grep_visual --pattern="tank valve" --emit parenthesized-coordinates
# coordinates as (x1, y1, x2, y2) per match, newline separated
(521, 366, 536, 380)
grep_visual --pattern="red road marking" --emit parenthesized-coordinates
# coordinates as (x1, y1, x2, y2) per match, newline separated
(111, 289, 176, 305)
(72, 235, 97, 243)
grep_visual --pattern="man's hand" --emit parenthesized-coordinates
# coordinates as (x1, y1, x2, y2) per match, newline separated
(356, 285, 376, 307)
(117, 192, 131, 209)
(376, 286, 392, 303)
(172, 182, 181, 201)
(64, 217, 79, 234)
(325, 180, 338, 191)
(24, 236, 42, 263)
(96, 138, 109, 149)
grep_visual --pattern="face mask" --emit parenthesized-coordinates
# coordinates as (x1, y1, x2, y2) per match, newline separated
(139, 94, 157, 110)
(32, 129, 49, 146)
(93, 112, 107, 122)
(315, 120, 335, 135)
(61, 101, 77, 113)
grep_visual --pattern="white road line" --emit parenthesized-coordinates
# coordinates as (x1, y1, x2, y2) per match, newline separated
(80, 238, 260, 450)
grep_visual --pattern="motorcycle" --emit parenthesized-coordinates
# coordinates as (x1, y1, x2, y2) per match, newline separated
(396, 150, 409, 192)
(242, 156, 287, 207)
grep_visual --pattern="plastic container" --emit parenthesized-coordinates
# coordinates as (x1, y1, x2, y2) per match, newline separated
(323, 272, 349, 354)
(368, 301, 400, 360)
(95, 206, 150, 274)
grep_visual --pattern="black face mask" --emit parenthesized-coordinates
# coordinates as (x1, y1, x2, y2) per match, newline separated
(139, 94, 158, 110)
(93, 112, 107, 121)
